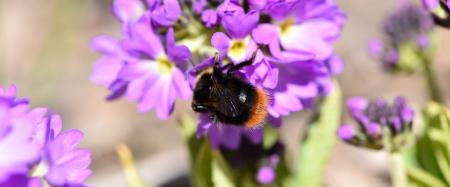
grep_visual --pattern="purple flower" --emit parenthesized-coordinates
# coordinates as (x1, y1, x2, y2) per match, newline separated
(337, 123, 355, 142)
(337, 96, 414, 150)
(0, 85, 92, 187)
(260, 0, 346, 61)
(201, 9, 219, 28)
(268, 60, 331, 118)
(257, 166, 275, 185)
(369, 2, 434, 71)
(119, 23, 192, 119)
(45, 130, 92, 186)
(211, 10, 259, 63)
(146, 0, 182, 26)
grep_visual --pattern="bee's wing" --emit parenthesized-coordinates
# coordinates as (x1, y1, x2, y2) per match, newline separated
(211, 85, 246, 118)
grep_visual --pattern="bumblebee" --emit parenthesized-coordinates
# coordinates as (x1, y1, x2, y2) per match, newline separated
(191, 55, 269, 128)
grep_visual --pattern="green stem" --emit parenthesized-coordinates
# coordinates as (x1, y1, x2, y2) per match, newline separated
(390, 152, 408, 187)
(421, 54, 443, 103)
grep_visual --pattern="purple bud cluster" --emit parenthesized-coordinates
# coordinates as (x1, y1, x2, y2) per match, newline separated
(338, 97, 414, 151)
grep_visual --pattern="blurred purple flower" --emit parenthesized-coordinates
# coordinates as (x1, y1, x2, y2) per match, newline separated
(257, 166, 275, 185)
(370, 3, 434, 70)
(146, 0, 182, 26)
(338, 96, 414, 150)
(0, 85, 92, 187)
(113, 0, 145, 23)
(201, 9, 219, 28)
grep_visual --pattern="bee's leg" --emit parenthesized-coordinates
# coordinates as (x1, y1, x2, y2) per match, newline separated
(226, 59, 253, 73)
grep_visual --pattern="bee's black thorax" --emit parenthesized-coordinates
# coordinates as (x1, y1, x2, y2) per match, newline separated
(192, 67, 257, 126)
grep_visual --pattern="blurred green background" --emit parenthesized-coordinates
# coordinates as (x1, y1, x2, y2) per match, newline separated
(1, 1, 450, 186)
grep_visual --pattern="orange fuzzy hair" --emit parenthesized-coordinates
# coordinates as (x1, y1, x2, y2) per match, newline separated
(244, 88, 269, 128)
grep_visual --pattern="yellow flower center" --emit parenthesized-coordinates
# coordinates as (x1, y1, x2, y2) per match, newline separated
(156, 56, 174, 76)
(279, 17, 295, 36)
(228, 37, 250, 62)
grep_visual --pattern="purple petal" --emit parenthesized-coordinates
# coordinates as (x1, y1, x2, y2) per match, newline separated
(383, 49, 399, 65)
(269, 40, 315, 62)
(90, 35, 118, 55)
(126, 22, 164, 59)
(171, 68, 192, 100)
(211, 32, 231, 56)
(325, 55, 344, 75)
(201, 9, 218, 28)
(151, 0, 181, 26)
(421, 0, 438, 10)
(248, 0, 267, 10)
(90, 56, 123, 87)
(267, 115, 282, 128)
(196, 113, 213, 138)
(0, 175, 42, 187)
(244, 128, 263, 145)
(252, 24, 279, 45)
(106, 79, 128, 101)
(4, 85, 17, 98)
(347, 97, 368, 114)
(256, 166, 275, 185)
(137, 76, 163, 112)
(219, 126, 242, 150)
(113, 0, 145, 23)
(216, 0, 244, 16)
(401, 107, 414, 123)
(337, 124, 355, 141)
(155, 80, 176, 120)
(166, 28, 191, 65)
(289, 82, 319, 99)
(280, 20, 339, 60)
(417, 34, 429, 49)
(221, 10, 260, 39)
(366, 123, 381, 137)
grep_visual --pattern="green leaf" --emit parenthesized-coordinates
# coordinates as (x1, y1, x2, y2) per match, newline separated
(212, 151, 236, 187)
(178, 115, 215, 187)
(415, 103, 450, 186)
(192, 141, 214, 187)
(407, 165, 447, 187)
(293, 81, 342, 187)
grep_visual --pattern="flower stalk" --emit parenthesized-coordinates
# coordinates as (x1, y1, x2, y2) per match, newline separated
(390, 152, 408, 187)
(421, 52, 443, 103)
(116, 143, 146, 187)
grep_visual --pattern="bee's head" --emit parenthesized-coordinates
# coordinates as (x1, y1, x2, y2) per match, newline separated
(192, 73, 214, 112)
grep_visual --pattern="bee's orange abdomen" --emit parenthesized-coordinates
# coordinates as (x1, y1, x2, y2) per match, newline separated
(245, 88, 269, 128)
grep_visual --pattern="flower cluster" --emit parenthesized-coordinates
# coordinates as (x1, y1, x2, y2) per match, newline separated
(0, 85, 92, 187)
(90, 0, 345, 150)
(337, 96, 414, 151)
(368, 2, 435, 72)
